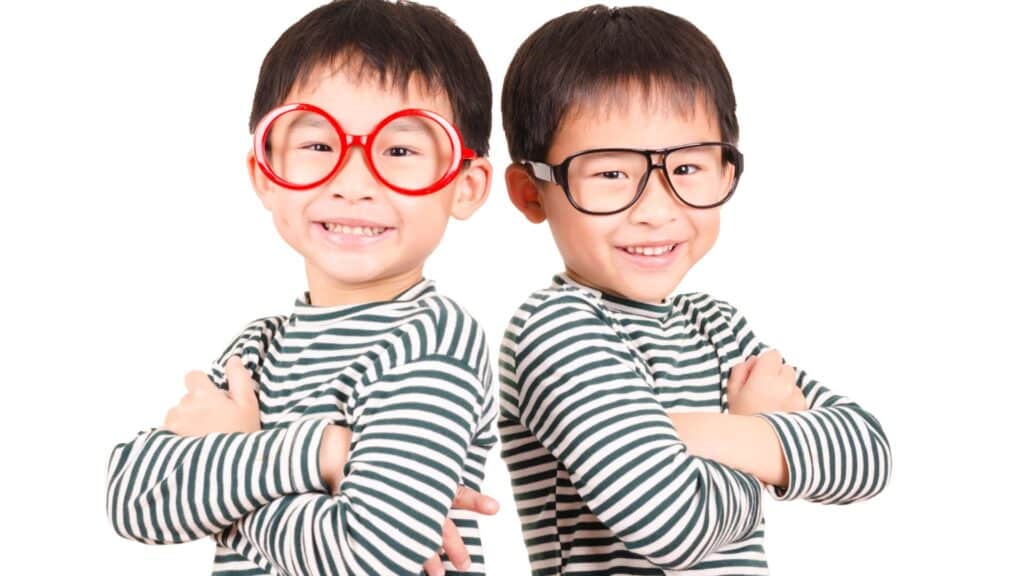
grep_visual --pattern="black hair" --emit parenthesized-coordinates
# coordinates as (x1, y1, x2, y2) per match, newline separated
(250, 0, 491, 155)
(502, 4, 737, 162)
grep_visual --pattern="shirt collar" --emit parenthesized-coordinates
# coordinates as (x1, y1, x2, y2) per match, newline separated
(290, 278, 436, 329)
(551, 273, 674, 320)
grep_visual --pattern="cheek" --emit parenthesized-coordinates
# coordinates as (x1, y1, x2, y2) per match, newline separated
(550, 211, 617, 262)
(269, 197, 309, 244)
(689, 211, 721, 255)
(393, 196, 450, 250)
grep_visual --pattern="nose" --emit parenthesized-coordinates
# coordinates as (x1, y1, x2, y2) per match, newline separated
(326, 143, 382, 202)
(628, 166, 681, 227)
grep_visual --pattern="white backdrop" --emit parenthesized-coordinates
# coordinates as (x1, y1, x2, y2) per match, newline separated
(1, 1, 1021, 574)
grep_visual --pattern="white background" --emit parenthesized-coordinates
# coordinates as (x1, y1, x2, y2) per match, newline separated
(1, 1, 1021, 574)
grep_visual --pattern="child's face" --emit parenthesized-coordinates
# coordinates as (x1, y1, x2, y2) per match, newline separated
(511, 93, 724, 303)
(248, 63, 489, 305)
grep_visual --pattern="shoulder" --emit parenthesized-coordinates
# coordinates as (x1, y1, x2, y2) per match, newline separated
(675, 291, 741, 327)
(404, 293, 493, 382)
(675, 292, 764, 357)
(216, 315, 287, 360)
(504, 284, 616, 367)
(210, 315, 287, 388)
(413, 293, 488, 348)
(511, 283, 606, 335)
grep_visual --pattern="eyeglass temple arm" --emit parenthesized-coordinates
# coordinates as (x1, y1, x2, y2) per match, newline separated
(521, 160, 556, 184)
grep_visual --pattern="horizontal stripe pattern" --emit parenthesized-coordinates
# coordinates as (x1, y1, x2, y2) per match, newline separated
(693, 297, 893, 505)
(108, 280, 496, 575)
(499, 274, 890, 575)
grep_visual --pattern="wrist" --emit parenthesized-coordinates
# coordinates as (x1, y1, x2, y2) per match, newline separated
(748, 415, 788, 489)
(319, 424, 348, 494)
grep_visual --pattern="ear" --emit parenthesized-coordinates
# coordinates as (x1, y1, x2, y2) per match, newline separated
(506, 163, 547, 224)
(449, 157, 493, 221)
(247, 151, 274, 211)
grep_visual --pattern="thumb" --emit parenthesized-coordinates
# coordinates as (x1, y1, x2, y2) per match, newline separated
(727, 356, 754, 392)
(185, 370, 216, 394)
(226, 356, 257, 406)
(452, 485, 500, 514)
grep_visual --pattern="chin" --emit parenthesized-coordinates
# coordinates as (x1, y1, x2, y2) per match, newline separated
(313, 258, 389, 284)
(627, 273, 684, 301)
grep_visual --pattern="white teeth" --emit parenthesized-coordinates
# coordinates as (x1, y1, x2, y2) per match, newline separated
(625, 244, 674, 256)
(323, 223, 387, 236)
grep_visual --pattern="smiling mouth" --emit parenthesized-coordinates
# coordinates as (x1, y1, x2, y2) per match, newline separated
(619, 243, 680, 256)
(318, 222, 392, 237)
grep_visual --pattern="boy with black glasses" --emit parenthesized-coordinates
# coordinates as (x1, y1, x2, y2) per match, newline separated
(499, 5, 892, 574)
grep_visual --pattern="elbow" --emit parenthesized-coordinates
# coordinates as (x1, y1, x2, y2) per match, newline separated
(856, 413, 894, 503)
(857, 431, 893, 503)
(824, 429, 894, 506)
(622, 464, 763, 570)
(107, 513, 158, 545)
(107, 510, 193, 545)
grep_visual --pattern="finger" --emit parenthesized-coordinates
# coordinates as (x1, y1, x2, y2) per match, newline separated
(787, 384, 808, 411)
(749, 350, 782, 382)
(727, 357, 754, 392)
(226, 356, 257, 407)
(423, 553, 445, 576)
(163, 407, 178, 429)
(780, 364, 797, 384)
(442, 517, 471, 571)
(451, 485, 499, 514)
(177, 391, 195, 407)
(185, 370, 215, 394)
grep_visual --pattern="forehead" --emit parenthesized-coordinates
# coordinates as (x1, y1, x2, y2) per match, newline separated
(284, 61, 455, 134)
(549, 84, 721, 160)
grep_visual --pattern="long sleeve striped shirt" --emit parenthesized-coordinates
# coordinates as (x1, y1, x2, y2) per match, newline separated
(499, 274, 892, 575)
(107, 279, 497, 575)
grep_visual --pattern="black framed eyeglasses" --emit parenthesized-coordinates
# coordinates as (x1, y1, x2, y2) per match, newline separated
(522, 142, 744, 215)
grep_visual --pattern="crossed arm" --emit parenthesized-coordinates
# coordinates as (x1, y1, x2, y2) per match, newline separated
(510, 294, 891, 570)
(108, 357, 497, 576)
(671, 307, 892, 504)
(512, 297, 765, 571)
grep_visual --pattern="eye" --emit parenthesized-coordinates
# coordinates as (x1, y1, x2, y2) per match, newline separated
(596, 170, 627, 179)
(673, 164, 698, 175)
(302, 143, 333, 153)
(383, 146, 418, 157)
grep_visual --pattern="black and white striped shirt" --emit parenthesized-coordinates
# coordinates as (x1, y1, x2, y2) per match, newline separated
(107, 279, 496, 575)
(499, 274, 891, 575)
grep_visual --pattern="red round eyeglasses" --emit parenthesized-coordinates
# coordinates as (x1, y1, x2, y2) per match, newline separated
(253, 103, 476, 196)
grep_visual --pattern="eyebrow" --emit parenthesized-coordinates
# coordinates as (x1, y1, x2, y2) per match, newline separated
(668, 144, 718, 156)
(292, 114, 331, 129)
(385, 118, 433, 133)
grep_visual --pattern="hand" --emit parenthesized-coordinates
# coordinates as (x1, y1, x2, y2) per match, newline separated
(319, 424, 352, 494)
(163, 356, 261, 436)
(422, 486, 499, 576)
(727, 350, 807, 415)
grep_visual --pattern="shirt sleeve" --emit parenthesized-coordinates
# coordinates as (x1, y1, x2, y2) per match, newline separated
(512, 294, 764, 571)
(213, 354, 486, 576)
(106, 418, 329, 544)
(105, 317, 332, 544)
(718, 300, 893, 503)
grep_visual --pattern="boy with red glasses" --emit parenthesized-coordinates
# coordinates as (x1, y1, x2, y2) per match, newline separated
(499, 5, 892, 574)
(107, 1, 497, 575)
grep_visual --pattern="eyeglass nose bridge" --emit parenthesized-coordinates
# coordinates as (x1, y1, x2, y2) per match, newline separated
(321, 133, 379, 194)
(335, 133, 375, 171)
(632, 153, 676, 205)
(342, 133, 370, 149)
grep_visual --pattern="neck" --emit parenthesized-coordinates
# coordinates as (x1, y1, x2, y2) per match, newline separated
(563, 268, 629, 300)
(306, 264, 425, 307)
